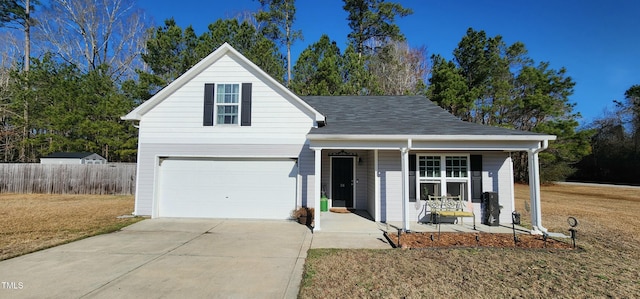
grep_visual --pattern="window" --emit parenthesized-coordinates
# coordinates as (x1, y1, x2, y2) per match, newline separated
(417, 155, 470, 200)
(446, 156, 468, 178)
(419, 156, 441, 178)
(419, 182, 441, 200)
(204, 83, 252, 127)
(446, 182, 468, 200)
(216, 84, 240, 124)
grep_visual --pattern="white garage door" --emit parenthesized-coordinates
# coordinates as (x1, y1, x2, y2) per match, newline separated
(157, 158, 297, 219)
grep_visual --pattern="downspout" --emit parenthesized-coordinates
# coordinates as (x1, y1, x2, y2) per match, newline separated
(529, 140, 548, 235)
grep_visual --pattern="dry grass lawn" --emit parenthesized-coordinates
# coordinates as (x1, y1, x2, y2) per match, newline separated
(0, 193, 143, 261)
(299, 183, 640, 298)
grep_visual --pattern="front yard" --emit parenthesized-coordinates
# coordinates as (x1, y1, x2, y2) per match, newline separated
(299, 184, 640, 298)
(1, 184, 638, 297)
(0, 194, 142, 261)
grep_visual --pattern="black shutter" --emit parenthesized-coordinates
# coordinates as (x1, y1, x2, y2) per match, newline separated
(203, 83, 215, 126)
(409, 154, 416, 171)
(470, 155, 482, 171)
(241, 83, 252, 126)
(409, 154, 416, 201)
(470, 155, 483, 203)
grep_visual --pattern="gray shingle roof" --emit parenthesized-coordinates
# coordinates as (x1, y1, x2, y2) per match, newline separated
(42, 152, 98, 159)
(301, 96, 543, 136)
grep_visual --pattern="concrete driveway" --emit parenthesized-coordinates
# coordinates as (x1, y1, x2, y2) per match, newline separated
(0, 219, 311, 298)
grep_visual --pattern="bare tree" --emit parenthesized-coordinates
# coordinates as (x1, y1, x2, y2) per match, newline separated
(0, 31, 20, 161)
(0, 0, 38, 71)
(35, 0, 149, 81)
(0, 0, 37, 161)
(368, 41, 428, 95)
(0, 31, 22, 68)
(0, 33, 19, 105)
(230, 9, 264, 32)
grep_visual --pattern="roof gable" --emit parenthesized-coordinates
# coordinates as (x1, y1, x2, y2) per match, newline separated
(123, 43, 324, 122)
(302, 96, 555, 140)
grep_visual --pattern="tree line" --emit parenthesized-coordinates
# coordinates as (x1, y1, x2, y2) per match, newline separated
(1, 0, 145, 162)
(570, 86, 640, 184)
(1, 0, 637, 184)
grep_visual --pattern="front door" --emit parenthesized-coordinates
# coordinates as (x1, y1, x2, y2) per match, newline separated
(331, 157, 354, 208)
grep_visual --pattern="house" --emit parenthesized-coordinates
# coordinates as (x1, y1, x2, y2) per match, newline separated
(123, 43, 555, 235)
(40, 152, 107, 165)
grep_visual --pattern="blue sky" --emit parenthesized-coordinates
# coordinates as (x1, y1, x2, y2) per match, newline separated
(138, 0, 640, 124)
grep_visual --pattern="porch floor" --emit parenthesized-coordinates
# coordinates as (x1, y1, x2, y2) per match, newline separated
(317, 209, 530, 235)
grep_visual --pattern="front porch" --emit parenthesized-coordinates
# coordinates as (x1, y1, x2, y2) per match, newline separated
(310, 143, 536, 232)
(303, 136, 548, 234)
(317, 209, 529, 235)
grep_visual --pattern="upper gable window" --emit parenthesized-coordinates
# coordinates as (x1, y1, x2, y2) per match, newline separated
(216, 84, 240, 125)
(204, 83, 251, 127)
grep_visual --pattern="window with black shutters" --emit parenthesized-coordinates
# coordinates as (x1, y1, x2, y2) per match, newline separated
(203, 83, 252, 126)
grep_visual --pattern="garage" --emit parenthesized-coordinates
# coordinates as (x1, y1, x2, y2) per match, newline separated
(156, 157, 298, 219)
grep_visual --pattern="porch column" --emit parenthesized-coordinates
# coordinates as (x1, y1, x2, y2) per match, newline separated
(401, 147, 410, 231)
(313, 148, 322, 231)
(374, 149, 380, 222)
(528, 149, 543, 234)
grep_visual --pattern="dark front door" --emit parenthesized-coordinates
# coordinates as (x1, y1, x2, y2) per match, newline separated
(331, 157, 354, 208)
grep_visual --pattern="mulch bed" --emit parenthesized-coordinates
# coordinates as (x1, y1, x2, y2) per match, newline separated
(386, 232, 575, 250)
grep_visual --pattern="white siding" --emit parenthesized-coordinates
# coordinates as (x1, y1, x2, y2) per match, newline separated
(297, 144, 316, 208)
(479, 152, 514, 224)
(140, 55, 314, 145)
(341, 150, 370, 209)
(354, 151, 368, 209)
(366, 151, 376, 218)
(397, 151, 515, 225)
(378, 150, 402, 222)
(133, 53, 316, 217)
(408, 194, 425, 223)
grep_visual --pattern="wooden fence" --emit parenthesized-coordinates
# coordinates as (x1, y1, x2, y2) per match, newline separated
(0, 163, 136, 195)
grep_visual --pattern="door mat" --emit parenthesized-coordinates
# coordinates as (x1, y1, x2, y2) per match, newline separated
(329, 208, 353, 213)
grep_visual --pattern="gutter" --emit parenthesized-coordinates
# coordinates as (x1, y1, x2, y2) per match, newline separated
(306, 134, 557, 142)
(530, 140, 568, 238)
(531, 140, 549, 235)
(120, 115, 140, 128)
